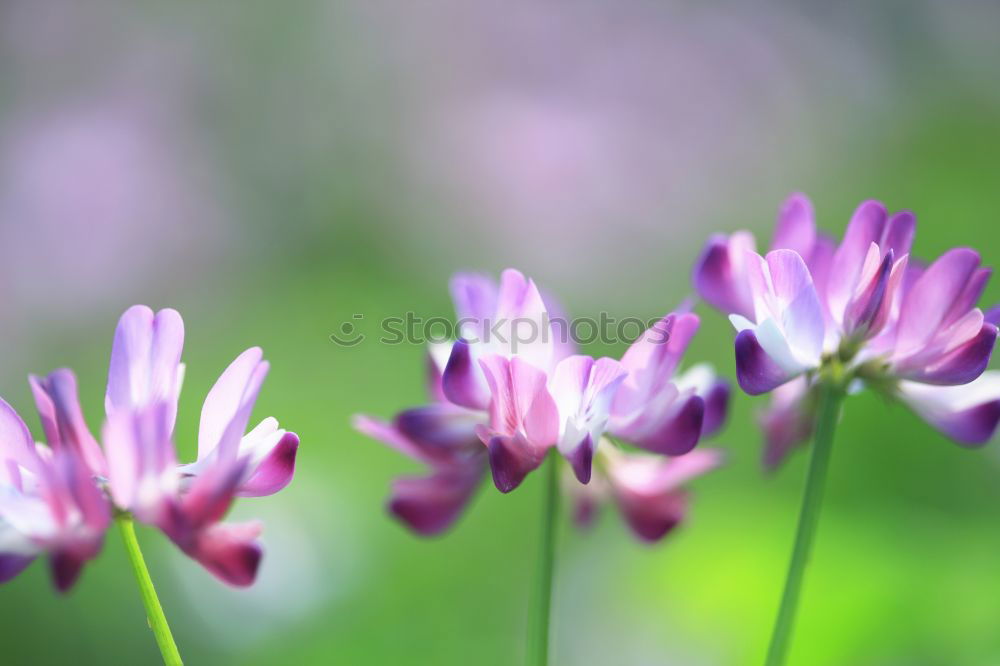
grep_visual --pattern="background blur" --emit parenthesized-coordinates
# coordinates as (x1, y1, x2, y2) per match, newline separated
(2, 1, 1000, 664)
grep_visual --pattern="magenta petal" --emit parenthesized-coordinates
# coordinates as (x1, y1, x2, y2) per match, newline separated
(485, 433, 546, 493)
(237, 432, 299, 497)
(388, 469, 482, 536)
(198, 347, 269, 463)
(735, 329, 795, 395)
(442, 339, 491, 410)
(0, 554, 35, 583)
(630, 394, 705, 456)
(187, 522, 263, 587)
(29, 369, 106, 476)
(615, 489, 688, 543)
(701, 380, 730, 438)
(906, 323, 997, 385)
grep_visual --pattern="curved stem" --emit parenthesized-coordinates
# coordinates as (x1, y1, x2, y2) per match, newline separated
(531, 451, 560, 666)
(765, 383, 845, 666)
(116, 515, 184, 666)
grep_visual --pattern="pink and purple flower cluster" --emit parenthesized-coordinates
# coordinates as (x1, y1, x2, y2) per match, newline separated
(693, 193, 1000, 466)
(355, 269, 727, 541)
(0, 306, 299, 591)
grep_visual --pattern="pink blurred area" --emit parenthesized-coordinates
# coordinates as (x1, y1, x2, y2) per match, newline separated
(0, 0, 228, 350)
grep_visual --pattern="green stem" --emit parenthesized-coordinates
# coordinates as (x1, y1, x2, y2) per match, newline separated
(531, 451, 560, 666)
(764, 383, 845, 666)
(116, 515, 184, 666)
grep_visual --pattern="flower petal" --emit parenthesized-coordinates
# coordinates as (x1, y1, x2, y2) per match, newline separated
(735, 329, 798, 395)
(898, 373, 1000, 446)
(901, 323, 997, 385)
(692, 232, 757, 318)
(185, 521, 263, 587)
(29, 369, 106, 476)
(611, 313, 699, 421)
(896, 248, 981, 356)
(482, 432, 547, 493)
(198, 348, 269, 464)
(0, 398, 40, 485)
(388, 468, 483, 536)
(236, 432, 299, 498)
(826, 200, 887, 321)
(627, 393, 705, 456)
(106, 306, 185, 426)
(701, 379, 730, 438)
(771, 192, 816, 257)
(450, 272, 498, 332)
(442, 339, 491, 411)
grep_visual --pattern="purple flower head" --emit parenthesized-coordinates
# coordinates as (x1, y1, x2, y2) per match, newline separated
(102, 306, 299, 586)
(693, 193, 1000, 464)
(357, 269, 729, 537)
(0, 398, 110, 592)
(1, 305, 299, 592)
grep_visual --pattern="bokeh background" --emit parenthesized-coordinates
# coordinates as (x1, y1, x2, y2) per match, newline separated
(2, 1, 1000, 664)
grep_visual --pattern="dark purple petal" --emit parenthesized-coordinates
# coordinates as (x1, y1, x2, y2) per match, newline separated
(237, 432, 299, 497)
(927, 400, 1000, 446)
(393, 405, 481, 462)
(485, 433, 546, 493)
(388, 468, 483, 536)
(185, 522, 263, 587)
(614, 489, 688, 543)
(0, 554, 35, 584)
(442, 339, 491, 410)
(735, 329, 794, 395)
(628, 394, 704, 456)
(701, 380, 730, 438)
(50, 551, 85, 593)
(906, 323, 998, 385)
(563, 433, 594, 485)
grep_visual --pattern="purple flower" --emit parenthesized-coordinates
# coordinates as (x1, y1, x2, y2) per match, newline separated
(356, 268, 729, 539)
(102, 306, 299, 585)
(1, 305, 299, 591)
(0, 398, 110, 592)
(693, 193, 1000, 464)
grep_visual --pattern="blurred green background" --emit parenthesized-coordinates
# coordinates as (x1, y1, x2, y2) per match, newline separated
(2, 1, 1000, 664)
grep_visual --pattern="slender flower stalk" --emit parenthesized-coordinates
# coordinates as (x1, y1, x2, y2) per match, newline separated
(532, 451, 560, 666)
(765, 379, 845, 666)
(116, 515, 183, 666)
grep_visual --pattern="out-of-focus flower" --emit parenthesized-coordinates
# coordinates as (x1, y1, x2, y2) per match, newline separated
(693, 194, 1000, 466)
(0, 398, 110, 592)
(356, 267, 728, 539)
(354, 344, 487, 536)
(2, 304, 299, 592)
(570, 446, 724, 543)
(101, 306, 299, 585)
